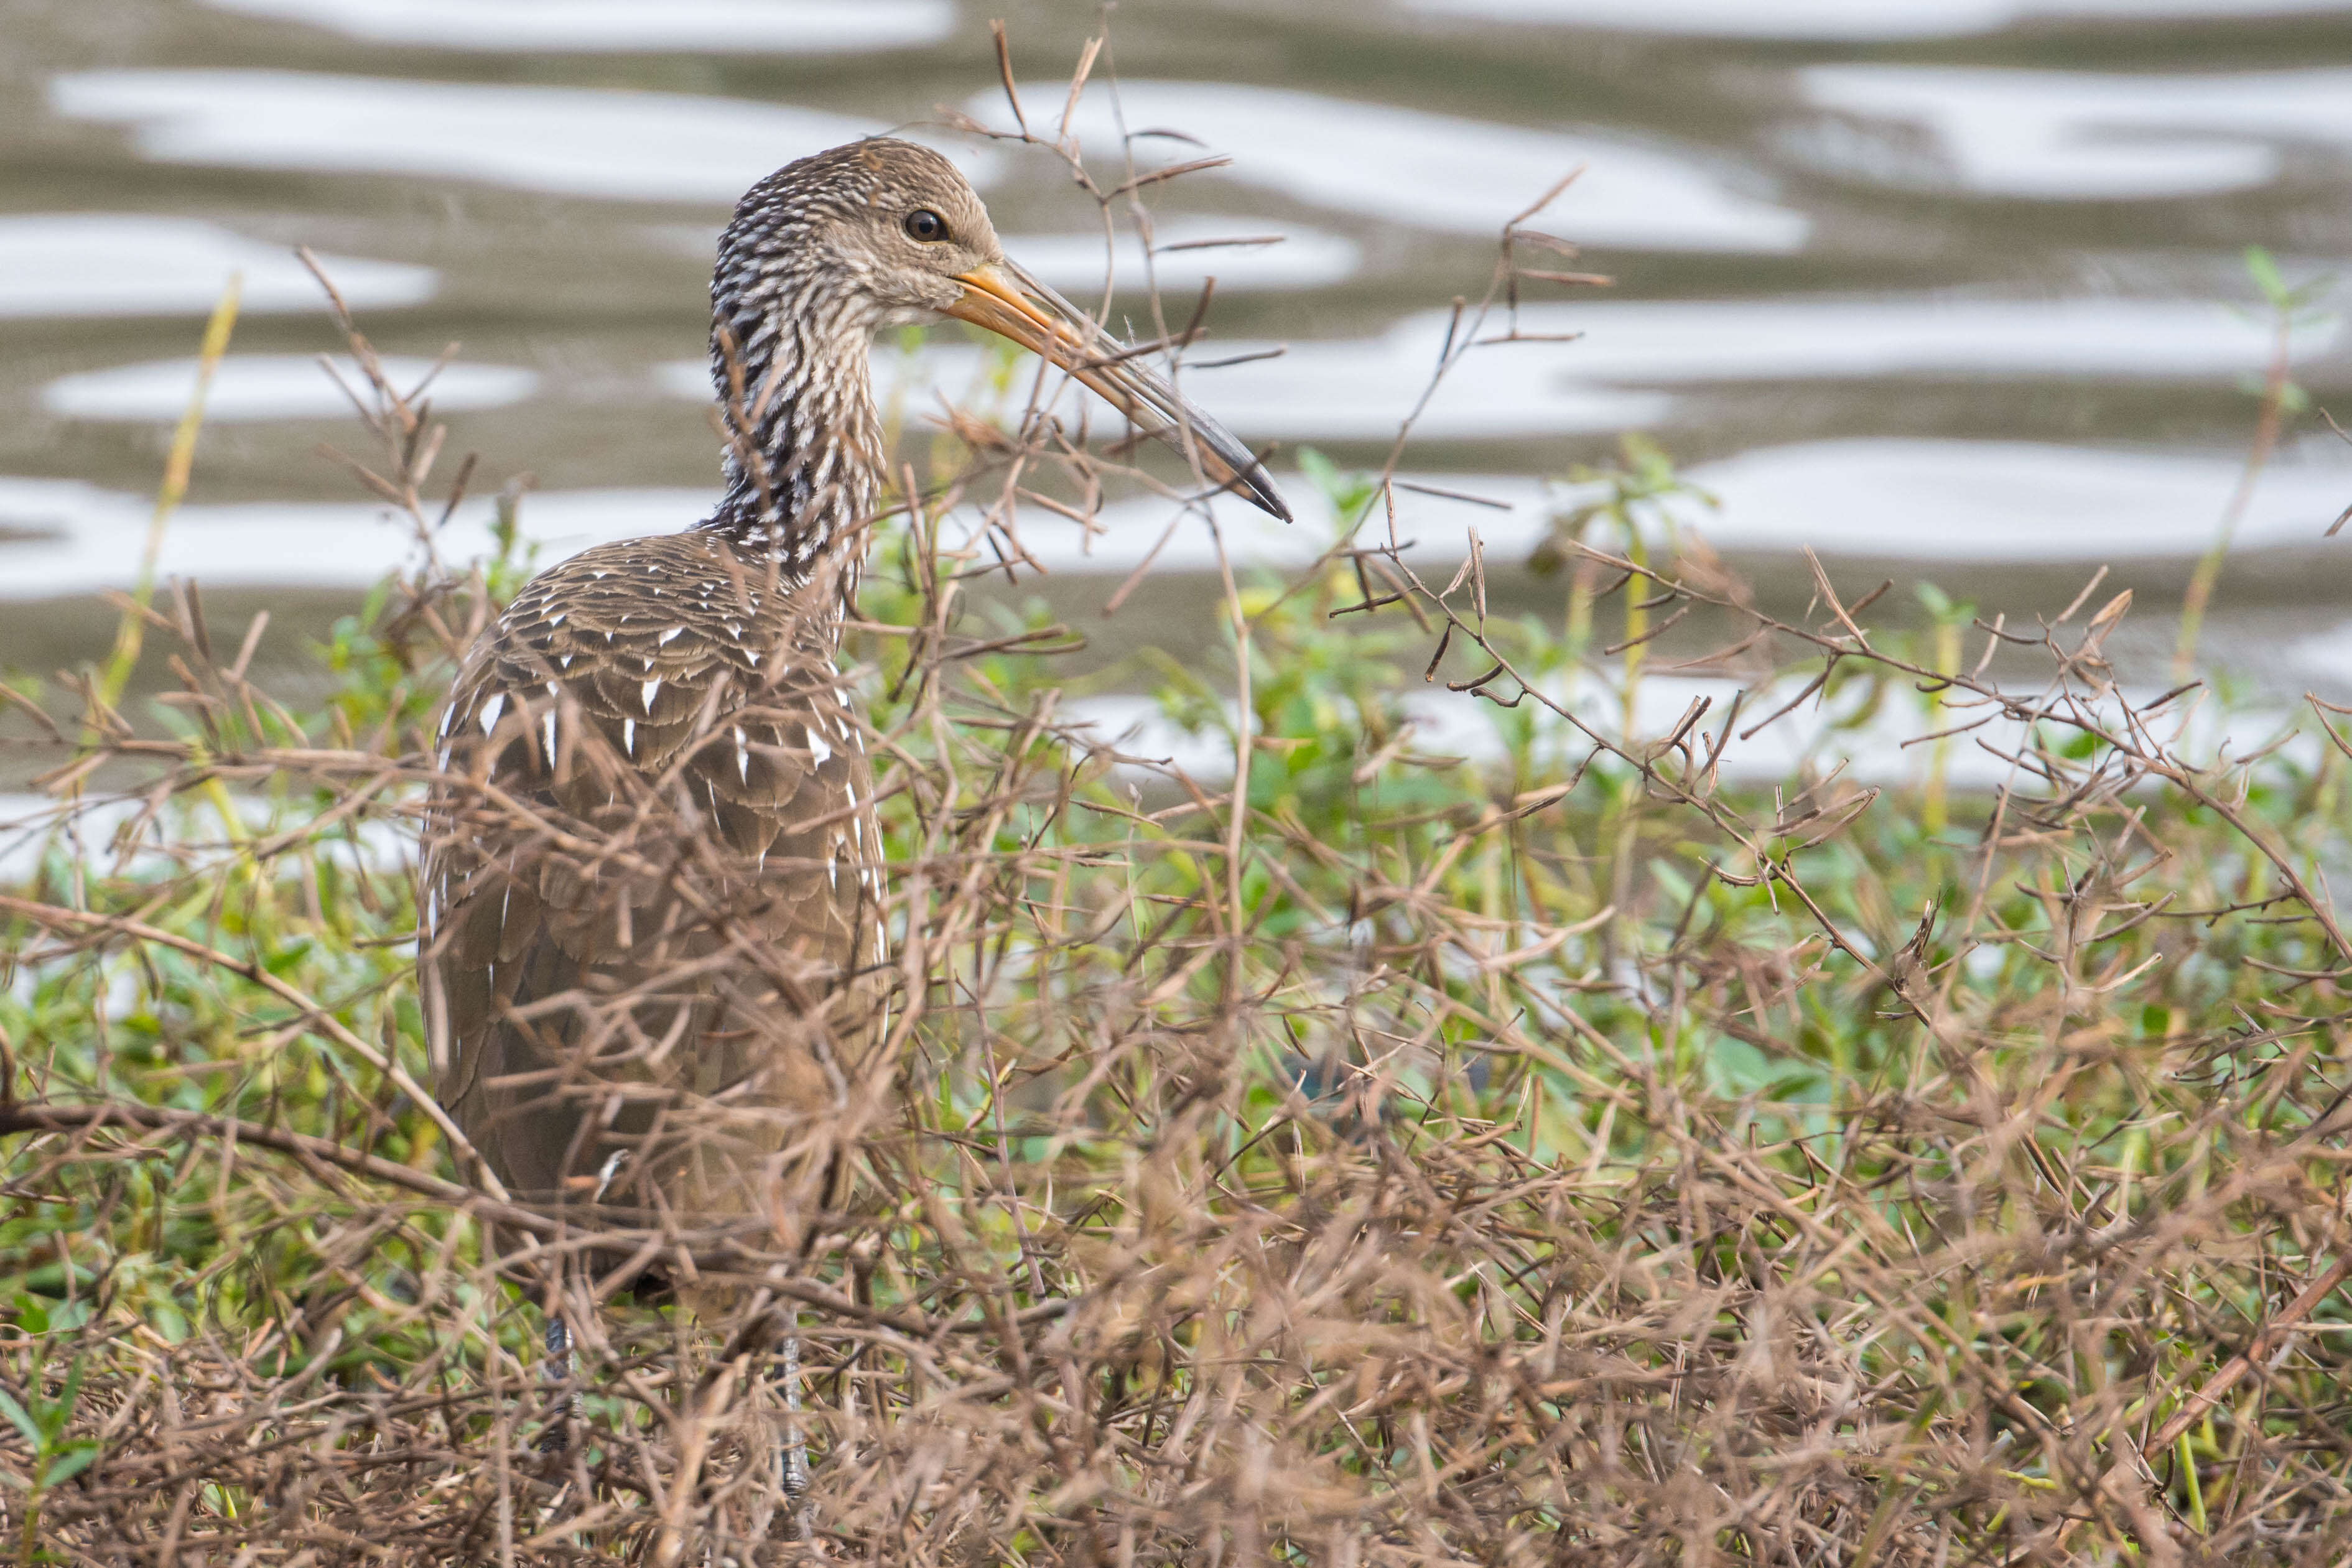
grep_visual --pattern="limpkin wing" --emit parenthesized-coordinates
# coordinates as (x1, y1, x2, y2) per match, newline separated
(421, 534, 885, 1265)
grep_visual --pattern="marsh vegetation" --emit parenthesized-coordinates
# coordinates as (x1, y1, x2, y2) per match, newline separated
(4, 82, 2352, 1568)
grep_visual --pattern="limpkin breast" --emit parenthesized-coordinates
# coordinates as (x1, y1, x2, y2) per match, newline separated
(419, 531, 885, 1255)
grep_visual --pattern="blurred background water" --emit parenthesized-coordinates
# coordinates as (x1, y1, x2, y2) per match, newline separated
(7, 0, 2352, 702)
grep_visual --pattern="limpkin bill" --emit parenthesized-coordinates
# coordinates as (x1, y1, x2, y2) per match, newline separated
(416, 136, 1287, 1492)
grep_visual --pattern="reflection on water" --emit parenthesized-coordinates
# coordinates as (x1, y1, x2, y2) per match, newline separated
(202, 0, 954, 52)
(0, 215, 434, 318)
(667, 292, 2327, 443)
(664, 338, 1666, 440)
(9, 435, 2345, 605)
(975, 81, 1811, 251)
(53, 71, 992, 204)
(2288, 619, 2352, 692)
(1411, 0, 2352, 39)
(1062, 674, 2312, 795)
(1673, 439, 2351, 559)
(1806, 65, 2352, 198)
(931, 440, 2351, 575)
(0, 478, 718, 600)
(42, 356, 540, 423)
(1192, 295, 2330, 440)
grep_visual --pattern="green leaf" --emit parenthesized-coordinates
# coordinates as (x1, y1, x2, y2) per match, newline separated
(0, 1389, 42, 1447)
(1295, 445, 1340, 501)
(39, 1444, 100, 1488)
(2246, 245, 2289, 308)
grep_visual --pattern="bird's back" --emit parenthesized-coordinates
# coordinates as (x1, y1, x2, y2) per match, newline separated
(421, 532, 885, 1270)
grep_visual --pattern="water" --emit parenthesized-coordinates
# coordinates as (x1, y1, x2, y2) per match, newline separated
(6, 0, 2352, 702)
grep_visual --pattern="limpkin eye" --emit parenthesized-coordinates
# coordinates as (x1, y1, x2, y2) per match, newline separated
(903, 208, 948, 243)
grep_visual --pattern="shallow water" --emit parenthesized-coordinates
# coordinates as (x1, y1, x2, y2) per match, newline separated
(6, 0, 2352, 703)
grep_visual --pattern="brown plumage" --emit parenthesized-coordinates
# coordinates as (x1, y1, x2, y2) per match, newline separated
(419, 137, 1287, 1318)
(422, 545, 881, 1291)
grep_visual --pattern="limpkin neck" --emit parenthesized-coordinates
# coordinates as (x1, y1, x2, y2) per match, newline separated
(699, 285, 885, 615)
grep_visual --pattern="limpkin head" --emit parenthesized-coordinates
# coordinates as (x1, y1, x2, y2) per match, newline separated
(715, 137, 1289, 522)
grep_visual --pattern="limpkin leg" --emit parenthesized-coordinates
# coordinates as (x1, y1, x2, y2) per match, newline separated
(777, 1327, 812, 1543)
(539, 1283, 583, 1455)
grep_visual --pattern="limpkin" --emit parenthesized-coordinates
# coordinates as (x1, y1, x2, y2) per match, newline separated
(417, 136, 1286, 1505)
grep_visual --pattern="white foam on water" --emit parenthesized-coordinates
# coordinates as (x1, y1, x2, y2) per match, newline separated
(965, 81, 1810, 253)
(0, 214, 434, 319)
(42, 355, 541, 422)
(52, 70, 997, 205)
(1804, 65, 2352, 198)
(201, 0, 954, 52)
(1410, 0, 2352, 40)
